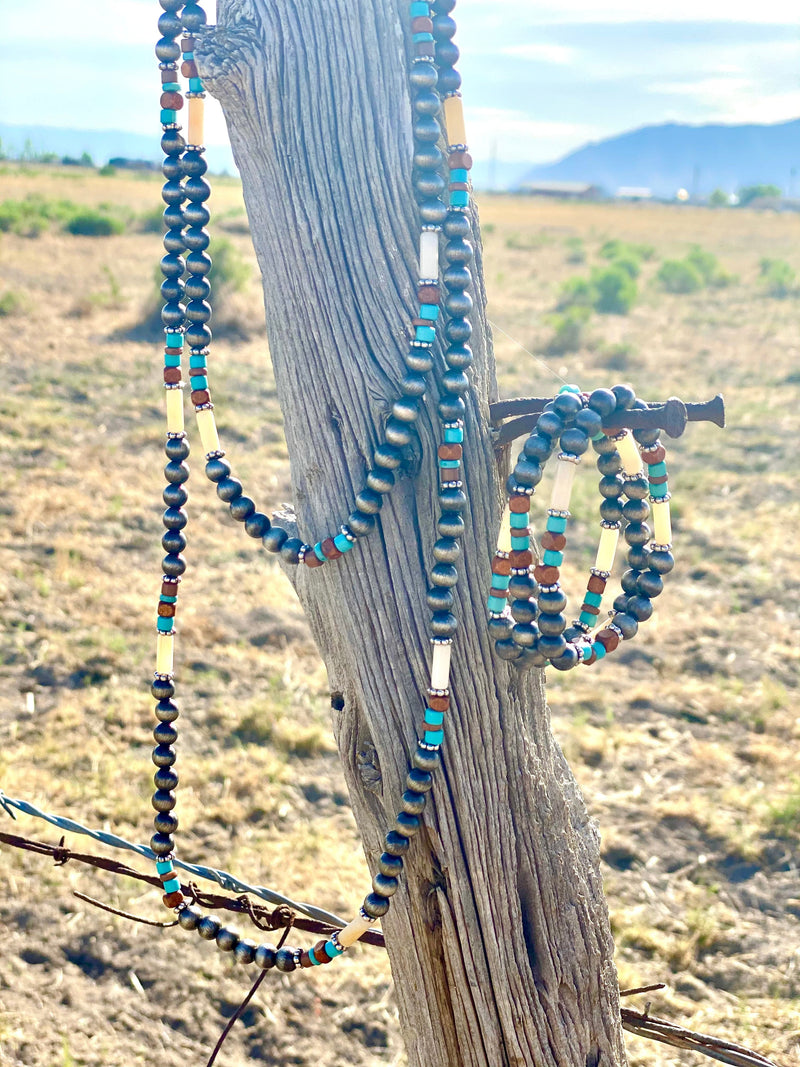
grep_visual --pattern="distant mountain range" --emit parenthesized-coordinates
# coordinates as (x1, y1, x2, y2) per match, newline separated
(520, 119, 800, 199)
(3, 118, 799, 199)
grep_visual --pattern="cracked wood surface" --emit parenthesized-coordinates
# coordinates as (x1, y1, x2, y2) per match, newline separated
(198, 2, 626, 1063)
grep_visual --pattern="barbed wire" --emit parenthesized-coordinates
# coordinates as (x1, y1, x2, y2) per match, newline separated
(0, 790, 346, 927)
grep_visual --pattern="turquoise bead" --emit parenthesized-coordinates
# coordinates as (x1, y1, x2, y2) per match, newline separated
(647, 461, 667, 478)
(183, 51, 194, 60)
(449, 168, 468, 183)
(487, 594, 507, 614)
(579, 611, 597, 628)
(325, 940, 343, 959)
(510, 535, 529, 551)
(450, 189, 469, 207)
(509, 512, 528, 529)
(424, 729, 444, 746)
(545, 515, 567, 534)
(419, 303, 439, 320)
(162, 82, 180, 91)
(156, 860, 174, 875)
(162, 877, 181, 894)
(191, 375, 208, 390)
(164, 353, 181, 367)
(439, 459, 460, 469)
(413, 31, 434, 42)
(157, 617, 174, 633)
(159, 595, 178, 604)
(189, 77, 204, 92)
(650, 483, 669, 499)
(160, 109, 177, 124)
(410, 1, 428, 14)
(333, 533, 354, 553)
(313, 542, 326, 562)
(592, 641, 607, 659)
(444, 427, 463, 443)
(415, 325, 436, 343)
(584, 590, 603, 608)
(543, 549, 563, 567)
(591, 431, 606, 441)
(490, 574, 510, 591)
(189, 355, 207, 368)
(309, 947, 323, 966)
(166, 332, 183, 347)
(424, 708, 445, 727)
(582, 645, 594, 662)
(558, 383, 582, 394)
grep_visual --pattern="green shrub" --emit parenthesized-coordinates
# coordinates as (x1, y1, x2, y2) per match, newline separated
(564, 236, 585, 264)
(98, 163, 117, 177)
(611, 252, 641, 279)
(599, 239, 655, 262)
(759, 257, 795, 298)
(738, 183, 781, 207)
(656, 258, 704, 294)
(545, 305, 591, 354)
(137, 207, 165, 233)
(590, 265, 636, 314)
(685, 245, 719, 284)
(65, 210, 123, 236)
(0, 195, 79, 236)
(209, 236, 250, 295)
(0, 290, 22, 316)
(708, 188, 730, 207)
(557, 275, 595, 311)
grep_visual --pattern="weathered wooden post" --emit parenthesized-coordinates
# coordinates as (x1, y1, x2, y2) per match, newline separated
(198, 2, 626, 1063)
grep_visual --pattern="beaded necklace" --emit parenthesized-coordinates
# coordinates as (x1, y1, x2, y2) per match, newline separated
(150, 0, 481, 972)
(148, 0, 675, 971)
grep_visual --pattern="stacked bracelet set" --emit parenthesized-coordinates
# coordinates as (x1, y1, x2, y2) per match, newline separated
(147, 0, 675, 974)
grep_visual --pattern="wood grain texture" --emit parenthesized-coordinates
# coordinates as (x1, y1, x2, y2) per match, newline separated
(198, 3, 626, 1063)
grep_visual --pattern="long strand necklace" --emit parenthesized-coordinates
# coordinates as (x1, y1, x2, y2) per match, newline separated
(149, 0, 478, 971)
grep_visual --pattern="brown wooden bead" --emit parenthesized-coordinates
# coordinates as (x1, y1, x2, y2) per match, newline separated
(534, 564, 560, 585)
(491, 556, 511, 576)
(417, 284, 440, 304)
(191, 389, 210, 406)
(584, 649, 598, 666)
(438, 444, 462, 461)
(509, 550, 532, 568)
(189, 365, 207, 377)
(645, 445, 666, 464)
(412, 317, 434, 328)
(163, 891, 184, 909)
(181, 60, 199, 78)
(411, 16, 433, 32)
(181, 35, 196, 50)
(304, 551, 324, 568)
(540, 531, 566, 552)
(321, 537, 342, 560)
(161, 91, 183, 110)
(448, 181, 469, 191)
(510, 526, 530, 540)
(649, 474, 669, 485)
(579, 603, 600, 616)
(299, 951, 314, 968)
(596, 628, 620, 652)
(164, 368, 182, 384)
(415, 40, 435, 56)
(164, 346, 183, 356)
(161, 67, 177, 84)
(161, 580, 179, 597)
(449, 150, 473, 170)
(427, 694, 449, 712)
(157, 602, 176, 618)
(508, 495, 530, 513)
(313, 939, 332, 964)
(587, 574, 606, 595)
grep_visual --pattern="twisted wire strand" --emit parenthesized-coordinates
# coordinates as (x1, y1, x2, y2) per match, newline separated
(0, 790, 346, 928)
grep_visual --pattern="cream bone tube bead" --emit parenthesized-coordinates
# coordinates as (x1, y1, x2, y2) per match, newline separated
(652, 499, 672, 546)
(337, 913, 375, 949)
(196, 406, 220, 454)
(156, 633, 174, 676)
(497, 504, 512, 554)
(188, 96, 205, 145)
(165, 387, 185, 434)
(419, 230, 439, 279)
(550, 456, 578, 512)
(616, 432, 642, 477)
(430, 641, 452, 691)
(443, 94, 467, 146)
(594, 524, 619, 573)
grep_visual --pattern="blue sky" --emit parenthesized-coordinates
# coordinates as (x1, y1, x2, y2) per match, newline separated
(1, 1, 799, 164)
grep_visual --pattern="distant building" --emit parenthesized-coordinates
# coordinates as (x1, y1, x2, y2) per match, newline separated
(516, 180, 602, 200)
(615, 186, 653, 201)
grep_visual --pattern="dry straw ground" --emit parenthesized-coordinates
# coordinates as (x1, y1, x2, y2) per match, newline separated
(0, 165, 798, 1067)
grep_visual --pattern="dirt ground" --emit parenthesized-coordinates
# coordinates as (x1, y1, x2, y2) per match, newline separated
(0, 166, 798, 1066)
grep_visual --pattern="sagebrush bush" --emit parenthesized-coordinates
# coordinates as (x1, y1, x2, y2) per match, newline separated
(590, 265, 636, 314)
(545, 305, 591, 354)
(759, 257, 795, 298)
(557, 275, 595, 310)
(0, 290, 22, 316)
(65, 210, 123, 236)
(657, 258, 704, 294)
(564, 236, 585, 264)
(611, 252, 641, 279)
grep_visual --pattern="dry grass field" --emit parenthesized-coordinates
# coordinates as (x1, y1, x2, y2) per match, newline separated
(0, 163, 798, 1067)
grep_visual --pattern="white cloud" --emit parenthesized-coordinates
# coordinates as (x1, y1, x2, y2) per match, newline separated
(501, 43, 577, 65)
(465, 106, 600, 162)
(479, 0, 799, 23)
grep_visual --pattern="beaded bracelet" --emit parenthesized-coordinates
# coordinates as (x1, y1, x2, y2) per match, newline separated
(149, 0, 477, 970)
(486, 384, 674, 671)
